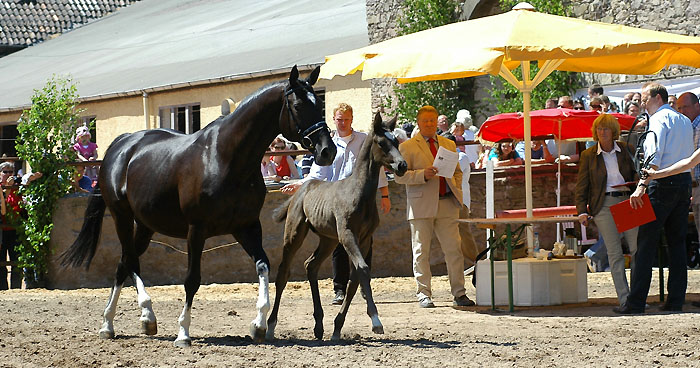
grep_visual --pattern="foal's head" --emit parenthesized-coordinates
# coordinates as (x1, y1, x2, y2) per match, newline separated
(281, 66, 335, 166)
(371, 113, 407, 177)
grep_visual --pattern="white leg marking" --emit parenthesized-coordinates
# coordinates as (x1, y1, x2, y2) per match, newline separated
(133, 273, 157, 335)
(250, 265, 270, 342)
(371, 314, 384, 334)
(174, 305, 192, 347)
(99, 285, 122, 339)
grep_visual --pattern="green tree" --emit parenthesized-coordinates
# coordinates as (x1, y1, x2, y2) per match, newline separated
(15, 76, 81, 280)
(391, 0, 477, 123)
(486, 0, 583, 112)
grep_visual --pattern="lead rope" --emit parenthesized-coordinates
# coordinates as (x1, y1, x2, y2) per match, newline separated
(149, 239, 240, 255)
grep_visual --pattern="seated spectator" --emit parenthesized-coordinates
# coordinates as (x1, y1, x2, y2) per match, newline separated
(488, 141, 523, 167)
(515, 139, 554, 164)
(600, 95, 612, 113)
(589, 96, 604, 113)
(300, 154, 314, 177)
(572, 100, 585, 110)
(72, 166, 92, 193)
(624, 101, 641, 117)
(437, 114, 451, 136)
(475, 144, 492, 169)
(393, 128, 409, 144)
(450, 121, 467, 152)
(402, 122, 415, 138)
(558, 96, 574, 109)
(545, 98, 558, 109)
(668, 94, 677, 109)
(546, 139, 580, 163)
(268, 136, 301, 182)
(631, 92, 642, 105)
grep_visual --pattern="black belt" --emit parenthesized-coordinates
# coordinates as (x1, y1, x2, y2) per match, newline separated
(605, 191, 629, 197)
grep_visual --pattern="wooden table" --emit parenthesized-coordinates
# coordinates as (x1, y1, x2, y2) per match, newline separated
(459, 216, 580, 312)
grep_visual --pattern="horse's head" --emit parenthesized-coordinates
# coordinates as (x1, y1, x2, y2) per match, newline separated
(281, 65, 336, 166)
(371, 113, 407, 177)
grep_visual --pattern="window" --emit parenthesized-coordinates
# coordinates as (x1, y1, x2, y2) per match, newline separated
(159, 104, 201, 134)
(0, 123, 18, 158)
(80, 116, 97, 142)
(315, 88, 326, 118)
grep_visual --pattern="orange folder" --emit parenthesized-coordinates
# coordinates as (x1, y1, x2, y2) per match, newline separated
(609, 193, 656, 233)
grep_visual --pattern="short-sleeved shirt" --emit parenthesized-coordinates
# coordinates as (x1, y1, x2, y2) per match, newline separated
(643, 104, 694, 171)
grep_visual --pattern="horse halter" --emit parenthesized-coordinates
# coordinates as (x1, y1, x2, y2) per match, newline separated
(283, 85, 330, 150)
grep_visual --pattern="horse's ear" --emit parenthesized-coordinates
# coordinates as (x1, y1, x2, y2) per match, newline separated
(290, 65, 299, 84)
(372, 112, 383, 133)
(307, 66, 320, 86)
(385, 116, 398, 131)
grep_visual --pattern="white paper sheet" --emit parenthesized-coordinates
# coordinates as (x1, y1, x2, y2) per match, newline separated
(433, 146, 458, 178)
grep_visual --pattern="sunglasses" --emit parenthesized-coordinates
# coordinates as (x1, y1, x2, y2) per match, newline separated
(573, 107, 584, 110)
(590, 104, 602, 109)
(2, 170, 13, 174)
(272, 145, 286, 149)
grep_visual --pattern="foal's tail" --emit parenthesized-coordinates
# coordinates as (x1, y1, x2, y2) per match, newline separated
(272, 197, 292, 222)
(60, 186, 107, 269)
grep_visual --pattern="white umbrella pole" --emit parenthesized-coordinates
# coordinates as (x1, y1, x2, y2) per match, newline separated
(557, 121, 562, 241)
(522, 63, 534, 250)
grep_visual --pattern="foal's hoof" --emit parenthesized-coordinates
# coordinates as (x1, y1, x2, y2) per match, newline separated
(141, 320, 158, 336)
(98, 329, 115, 339)
(331, 333, 341, 341)
(173, 337, 192, 348)
(372, 325, 385, 334)
(250, 323, 266, 343)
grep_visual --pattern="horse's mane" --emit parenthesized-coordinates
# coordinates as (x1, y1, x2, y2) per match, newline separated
(208, 81, 286, 128)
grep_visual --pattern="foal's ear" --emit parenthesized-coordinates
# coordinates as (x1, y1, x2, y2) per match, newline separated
(372, 112, 384, 133)
(385, 116, 398, 131)
(307, 66, 320, 86)
(289, 65, 299, 84)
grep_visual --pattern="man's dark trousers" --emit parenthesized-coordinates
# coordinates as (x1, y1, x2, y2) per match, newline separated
(332, 243, 373, 294)
(627, 173, 691, 310)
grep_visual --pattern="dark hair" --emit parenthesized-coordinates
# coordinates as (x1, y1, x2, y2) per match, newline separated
(494, 141, 516, 160)
(589, 83, 604, 95)
(624, 101, 640, 115)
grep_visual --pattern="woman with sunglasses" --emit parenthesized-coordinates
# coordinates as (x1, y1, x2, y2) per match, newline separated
(268, 136, 301, 182)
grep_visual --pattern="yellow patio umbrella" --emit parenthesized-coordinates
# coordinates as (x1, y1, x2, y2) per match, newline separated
(320, 2, 700, 235)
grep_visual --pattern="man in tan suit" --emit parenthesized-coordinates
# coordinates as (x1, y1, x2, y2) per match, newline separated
(395, 105, 474, 308)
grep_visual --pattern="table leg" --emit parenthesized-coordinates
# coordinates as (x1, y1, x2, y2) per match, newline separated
(507, 224, 514, 313)
(489, 228, 496, 311)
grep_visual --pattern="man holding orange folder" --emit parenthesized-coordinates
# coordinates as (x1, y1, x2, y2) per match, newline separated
(616, 83, 694, 314)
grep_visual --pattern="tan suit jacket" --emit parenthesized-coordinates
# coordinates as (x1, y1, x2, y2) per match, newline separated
(395, 134, 463, 220)
(575, 141, 637, 216)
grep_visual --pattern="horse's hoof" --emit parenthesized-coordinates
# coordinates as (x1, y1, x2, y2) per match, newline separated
(372, 325, 384, 334)
(331, 333, 340, 341)
(173, 338, 192, 348)
(98, 329, 115, 339)
(141, 320, 157, 336)
(313, 326, 324, 340)
(250, 323, 266, 343)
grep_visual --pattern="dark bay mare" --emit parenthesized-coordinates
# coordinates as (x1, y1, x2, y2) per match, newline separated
(61, 66, 336, 347)
(267, 113, 407, 340)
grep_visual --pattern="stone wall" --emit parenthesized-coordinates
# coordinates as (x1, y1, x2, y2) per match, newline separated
(46, 164, 584, 289)
(566, 0, 700, 85)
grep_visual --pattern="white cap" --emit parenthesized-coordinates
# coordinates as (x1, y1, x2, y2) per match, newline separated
(455, 109, 472, 126)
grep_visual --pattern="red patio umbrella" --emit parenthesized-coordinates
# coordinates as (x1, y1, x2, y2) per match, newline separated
(477, 108, 637, 143)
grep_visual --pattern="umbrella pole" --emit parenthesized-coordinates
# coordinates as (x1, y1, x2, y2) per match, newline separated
(557, 121, 562, 241)
(522, 63, 534, 251)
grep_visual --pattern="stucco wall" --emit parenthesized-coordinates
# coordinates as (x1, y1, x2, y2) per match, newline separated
(321, 73, 373, 132)
(46, 164, 584, 289)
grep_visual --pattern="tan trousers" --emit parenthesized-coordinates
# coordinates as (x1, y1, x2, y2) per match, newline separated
(409, 198, 466, 301)
(459, 206, 484, 268)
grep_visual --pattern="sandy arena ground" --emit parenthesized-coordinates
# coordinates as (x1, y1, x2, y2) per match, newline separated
(2, 270, 700, 367)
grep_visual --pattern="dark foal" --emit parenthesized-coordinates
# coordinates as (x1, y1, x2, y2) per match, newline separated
(267, 113, 407, 341)
(61, 66, 336, 347)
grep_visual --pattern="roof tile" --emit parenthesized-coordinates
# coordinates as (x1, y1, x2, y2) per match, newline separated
(0, 0, 140, 48)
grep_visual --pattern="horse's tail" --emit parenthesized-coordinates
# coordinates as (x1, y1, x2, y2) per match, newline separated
(60, 185, 106, 269)
(273, 197, 292, 223)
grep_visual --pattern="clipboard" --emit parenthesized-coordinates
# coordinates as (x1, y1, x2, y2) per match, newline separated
(609, 193, 656, 233)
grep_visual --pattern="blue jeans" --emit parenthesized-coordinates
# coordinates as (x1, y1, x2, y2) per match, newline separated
(627, 173, 691, 309)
